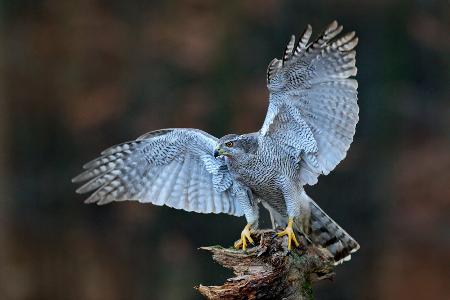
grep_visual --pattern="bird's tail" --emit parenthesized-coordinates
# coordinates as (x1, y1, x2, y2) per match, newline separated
(297, 193, 360, 265)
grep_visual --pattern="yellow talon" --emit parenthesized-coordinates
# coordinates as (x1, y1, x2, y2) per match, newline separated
(234, 224, 254, 250)
(277, 217, 300, 250)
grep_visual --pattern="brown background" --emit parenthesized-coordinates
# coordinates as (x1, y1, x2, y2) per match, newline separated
(0, 0, 449, 299)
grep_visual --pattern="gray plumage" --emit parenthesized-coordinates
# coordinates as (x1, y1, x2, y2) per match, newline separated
(73, 21, 360, 264)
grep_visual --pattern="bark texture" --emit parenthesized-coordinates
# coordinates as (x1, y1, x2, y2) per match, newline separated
(196, 230, 335, 300)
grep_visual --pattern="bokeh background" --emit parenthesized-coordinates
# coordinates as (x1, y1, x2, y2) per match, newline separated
(0, 0, 449, 299)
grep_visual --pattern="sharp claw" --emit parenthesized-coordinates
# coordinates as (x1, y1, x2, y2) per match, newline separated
(277, 217, 300, 250)
(234, 224, 254, 250)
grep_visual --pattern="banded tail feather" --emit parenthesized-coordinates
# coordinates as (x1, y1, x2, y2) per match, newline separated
(303, 195, 360, 265)
(262, 192, 359, 265)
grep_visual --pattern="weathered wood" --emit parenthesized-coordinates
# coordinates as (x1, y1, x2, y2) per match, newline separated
(196, 230, 335, 300)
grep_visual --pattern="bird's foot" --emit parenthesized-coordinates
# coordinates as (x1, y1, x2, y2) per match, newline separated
(234, 224, 254, 250)
(277, 217, 300, 250)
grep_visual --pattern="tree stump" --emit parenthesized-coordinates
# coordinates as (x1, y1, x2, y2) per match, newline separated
(196, 230, 335, 300)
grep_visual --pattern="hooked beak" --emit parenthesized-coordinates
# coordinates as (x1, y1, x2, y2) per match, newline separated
(214, 147, 229, 158)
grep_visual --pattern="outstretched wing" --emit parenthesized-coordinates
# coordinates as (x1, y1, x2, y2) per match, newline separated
(72, 128, 243, 216)
(261, 21, 359, 185)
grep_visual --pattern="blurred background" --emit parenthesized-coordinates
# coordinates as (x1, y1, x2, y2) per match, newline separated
(0, 0, 449, 299)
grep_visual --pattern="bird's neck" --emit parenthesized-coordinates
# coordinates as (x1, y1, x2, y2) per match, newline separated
(225, 153, 255, 172)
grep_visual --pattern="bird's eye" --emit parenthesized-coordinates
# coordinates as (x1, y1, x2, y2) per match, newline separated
(225, 141, 234, 147)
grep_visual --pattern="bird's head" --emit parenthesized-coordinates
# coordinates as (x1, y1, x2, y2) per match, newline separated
(214, 134, 241, 158)
(214, 134, 256, 159)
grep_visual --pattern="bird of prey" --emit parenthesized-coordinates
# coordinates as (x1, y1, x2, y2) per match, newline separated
(73, 21, 360, 264)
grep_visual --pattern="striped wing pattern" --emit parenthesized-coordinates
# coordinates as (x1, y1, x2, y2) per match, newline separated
(72, 128, 243, 216)
(263, 21, 359, 185)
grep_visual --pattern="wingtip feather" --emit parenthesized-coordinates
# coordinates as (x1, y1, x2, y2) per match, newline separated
(72, 173, 86, 183)
(282, 35, 296, 64)
(326, 20, 338, 33)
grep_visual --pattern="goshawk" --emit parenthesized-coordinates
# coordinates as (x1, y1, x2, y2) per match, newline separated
(73, 21, 360, 264)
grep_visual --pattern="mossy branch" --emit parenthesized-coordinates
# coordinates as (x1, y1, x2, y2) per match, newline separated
(196, 230, 335, 300)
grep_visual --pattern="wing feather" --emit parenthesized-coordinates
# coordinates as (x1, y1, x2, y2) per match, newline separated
(294, 24, 312, 57)
(262, 21, 359, 185)
(73, 128, 244, 216)
(282, 35, 296, 64)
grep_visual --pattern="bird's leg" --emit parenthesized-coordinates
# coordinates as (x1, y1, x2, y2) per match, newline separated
(233, 186, 258, 250)
(277, 217, 300, 250)
(234, 223, 254, 250)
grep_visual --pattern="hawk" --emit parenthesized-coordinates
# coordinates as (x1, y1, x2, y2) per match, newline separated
(73, 21, 360, 264)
